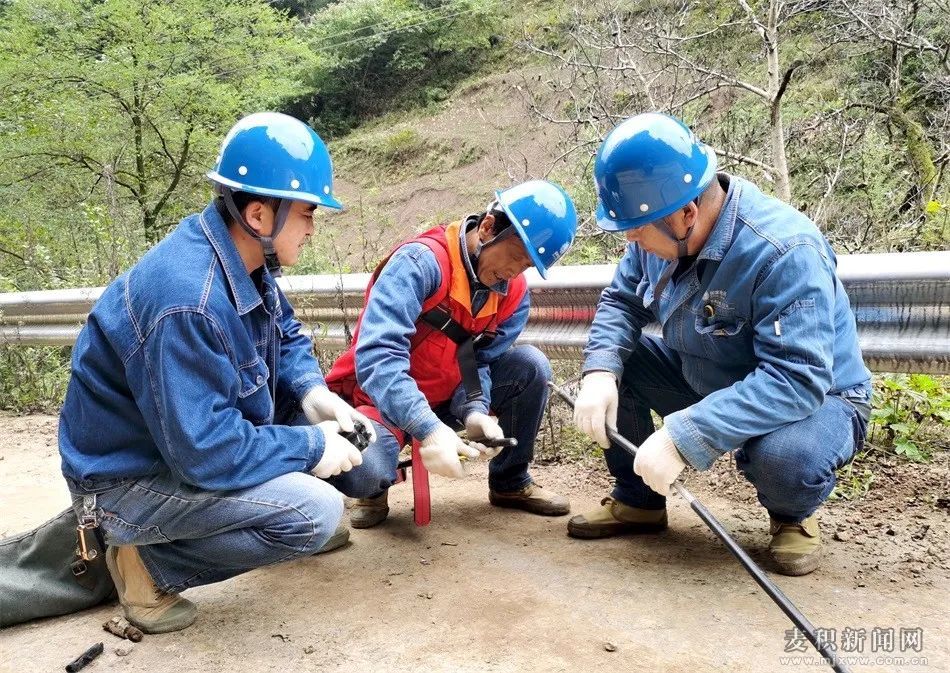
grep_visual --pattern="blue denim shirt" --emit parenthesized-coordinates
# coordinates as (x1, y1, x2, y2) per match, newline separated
(59, 203, 328, 491)
(355, 219, 529, 440)
(584, 175, 872, 470)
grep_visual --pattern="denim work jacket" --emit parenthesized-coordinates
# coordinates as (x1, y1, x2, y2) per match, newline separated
(59, 203, 327, 491)
(584, 175, 872, 470)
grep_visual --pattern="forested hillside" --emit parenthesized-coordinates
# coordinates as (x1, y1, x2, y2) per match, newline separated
(1, 0, 946, 293)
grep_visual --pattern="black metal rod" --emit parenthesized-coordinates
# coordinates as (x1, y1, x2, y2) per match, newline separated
(548, 382, 851, 673)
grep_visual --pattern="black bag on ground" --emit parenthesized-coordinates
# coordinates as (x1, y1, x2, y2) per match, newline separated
(0, 507, 115, 627)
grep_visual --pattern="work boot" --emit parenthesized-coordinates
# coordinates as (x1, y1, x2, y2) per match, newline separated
(769, 514, 822, 576)
(315, 524, 350, 554)
(567, 496, 668, 539)
(489, 481, 570, 516)
(106, 545, 197, 634)
(350, 491, 389, 529)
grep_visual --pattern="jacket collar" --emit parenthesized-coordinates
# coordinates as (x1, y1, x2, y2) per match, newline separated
(698, 173, 743, 263)
(198, 202, 263, 316)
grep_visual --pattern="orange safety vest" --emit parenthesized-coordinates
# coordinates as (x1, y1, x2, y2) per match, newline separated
(325, 221, 527, 436)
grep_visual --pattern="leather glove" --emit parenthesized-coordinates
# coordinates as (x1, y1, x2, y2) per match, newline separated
(302, 386, 377, 443)
(312, 421, 364, 478)
(419, 422, 482, 479)
(633, 426, 687, 496)
(573, 371, 618, 449)
(464, 412, 504, 459)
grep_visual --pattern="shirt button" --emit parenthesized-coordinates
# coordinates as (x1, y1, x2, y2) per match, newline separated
(256, 375, 265, 385)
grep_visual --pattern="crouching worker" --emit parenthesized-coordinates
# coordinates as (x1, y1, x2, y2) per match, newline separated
(58, 113, 372, 633)
(570, 113, 871, 576)
(324, 180, 578, 526)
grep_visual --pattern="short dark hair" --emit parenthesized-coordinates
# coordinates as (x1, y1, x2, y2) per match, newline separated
(478, 208, 513, 236)
(214, 189, 280, 226)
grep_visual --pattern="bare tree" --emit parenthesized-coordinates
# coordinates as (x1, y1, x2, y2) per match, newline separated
(521, 0, 830, 202)
(830, 0, 950, 209)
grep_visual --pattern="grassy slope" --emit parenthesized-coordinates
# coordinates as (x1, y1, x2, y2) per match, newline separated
(294, 66, 573, 275)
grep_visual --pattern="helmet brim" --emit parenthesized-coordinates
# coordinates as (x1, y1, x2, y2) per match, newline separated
(594, 157, 717, 232)
(495, 189, 548, 279)
(208, 172, 343, 211)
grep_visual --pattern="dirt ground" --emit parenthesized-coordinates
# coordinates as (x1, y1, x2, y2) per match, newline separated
(0, 414, 947, 673)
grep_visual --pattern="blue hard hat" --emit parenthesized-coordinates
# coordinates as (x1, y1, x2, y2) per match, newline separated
(594, 113, 717, 231)
(494, 179, 577, 279)
(207, 112, 342, 210)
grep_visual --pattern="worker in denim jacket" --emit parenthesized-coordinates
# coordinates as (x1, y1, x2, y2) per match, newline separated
(570, 113, 872, 576)
(324, 180, 577, 526)
(58, 113, 372, 634)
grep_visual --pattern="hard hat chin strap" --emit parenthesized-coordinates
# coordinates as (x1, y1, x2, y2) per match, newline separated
(652, 217, 695, 298)
(657, 219, 694, 258)
(221, 188, 293, 278)
(469, 205, 516, 269)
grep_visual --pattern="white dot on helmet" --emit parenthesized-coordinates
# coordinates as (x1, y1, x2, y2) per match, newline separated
(684, 173, 693, 183)
(291, 179, 300, 189)
(238, 166, 248, 176)
(522, 219, 530, 227)
(538, 247, 546, 254)
(640, 204, 649, 212)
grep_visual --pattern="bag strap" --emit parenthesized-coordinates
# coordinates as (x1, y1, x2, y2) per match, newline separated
(419, 306, 485, 402)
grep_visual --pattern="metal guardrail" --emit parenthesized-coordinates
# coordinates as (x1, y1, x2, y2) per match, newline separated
(1, 251, 948, 374)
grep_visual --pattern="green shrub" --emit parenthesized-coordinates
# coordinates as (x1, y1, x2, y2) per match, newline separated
(0, 345, 71, 413)
(869, 373, 950, 462)
(293, 0, 498, 137)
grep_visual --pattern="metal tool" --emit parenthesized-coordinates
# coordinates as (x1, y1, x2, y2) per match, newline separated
(65, 642, 104, 672)
(340, 419, 372, 452)
(476, 437, 517, 449)
(396, 435, 517, 469)
(548, 381, 851, 673)
(77, 494, 100, 562)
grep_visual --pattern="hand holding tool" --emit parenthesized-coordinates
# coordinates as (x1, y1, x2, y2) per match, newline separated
(573, 371, 618, 449)
(419, 423, 481, 478)
(302, 386, 377, 442)
(312, 421, 364, 478)
(633, 427, 687, 495)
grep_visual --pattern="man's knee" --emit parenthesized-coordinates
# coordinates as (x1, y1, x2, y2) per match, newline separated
(332, 462, 396, 499)
(506, 344, 553, 388)
(737, 426, 839, 509)
(260, 473, 344, 556)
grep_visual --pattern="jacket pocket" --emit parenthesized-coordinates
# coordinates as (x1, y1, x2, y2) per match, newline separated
(694, 313, 751, 361)
(775, 298, 820, 366)
(99, 513, 170, 546)
(238, 357, 270, 399)
(237, 357, 273, 424)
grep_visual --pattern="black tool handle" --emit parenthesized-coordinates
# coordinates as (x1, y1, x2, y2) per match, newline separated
(477, 437, 517, 448)
(548, 382, 851, 673)
(65, 642, 104, 673)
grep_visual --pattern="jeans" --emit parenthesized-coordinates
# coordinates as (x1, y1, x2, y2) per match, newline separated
(328, 344, 553, 497)
(606, 336, 868, 523)
(65, 405, 344, 594)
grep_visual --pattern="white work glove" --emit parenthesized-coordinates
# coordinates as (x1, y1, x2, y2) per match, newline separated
(312, 421, 364, 479)
(633, 426, 687, 496)
(464, 411, 504, 459)
(573, 371, 619, 449)
(419, 422, 482, 479)
(302, 386, 377, 443)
